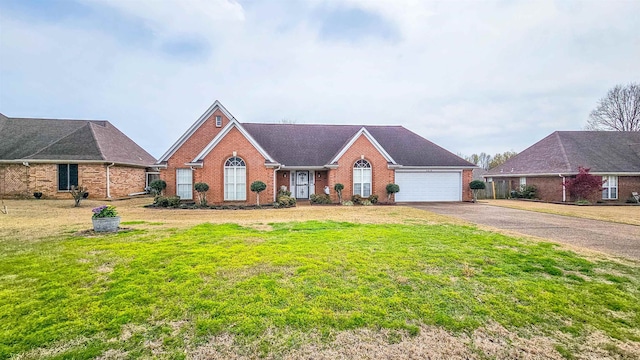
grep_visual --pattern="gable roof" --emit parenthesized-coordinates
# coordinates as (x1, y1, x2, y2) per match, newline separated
(486, 131, 640, 176)
(0, 116, 156, 166)
(191, 119, 276, 165)
(241, 123, 474, 168)
(157, 100, 234, 163)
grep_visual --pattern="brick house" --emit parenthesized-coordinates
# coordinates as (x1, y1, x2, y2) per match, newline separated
(156, 101, 475, 203)
(0, 113, 157, 199)
(484, 131, 640, 203)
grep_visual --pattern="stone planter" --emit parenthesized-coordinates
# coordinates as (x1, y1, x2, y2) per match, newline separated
(92, 216, 121, 232)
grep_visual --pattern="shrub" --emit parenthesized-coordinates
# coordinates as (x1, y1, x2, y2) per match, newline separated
(334, 183, 344, 203)
(149, 179, 167, 196)
(361, 200, 372, 206)
(469, 180, 486, 202)
(368, 194, 379, 204)
(194, 182, 209, 206)
(341, 201, 354, 206)
(564, 167, 604, 201)
(276, 194, 296, 208)
(386, 183, 400, 201)
(351, 194, 363, 205)
(278, 188, 291, 197)
(154, 196, 181, 208)
(310, 193, 331, 204)
(511, 185, 537, 199)
(70, 185, 88, 207)
(251, 181, 267, 206)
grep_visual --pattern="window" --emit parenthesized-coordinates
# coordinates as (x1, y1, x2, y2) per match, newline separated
(353, 159, 372, 197)
(215, 115, 222, 127)
(519, 177, 526, 187)
(224, 156, 246, 201)
(602, 175, 618, 200)
(58, 164, 78, 191)
(146, 172, 160, 189)
(176, 169, 193, 199)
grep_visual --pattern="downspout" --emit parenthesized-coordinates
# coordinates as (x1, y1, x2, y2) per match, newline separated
(273, 165, 281, 202)
(22, 162, 30, 195)
(106, 163, 115, 198)
(559, 174, 566, 202)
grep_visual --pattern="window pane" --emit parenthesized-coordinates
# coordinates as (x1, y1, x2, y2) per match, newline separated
(353, 169, 361, 183)
(58, 164, 68, 191)
(176, 169, 192, 199)
(354, 183, 361, 196)
(363, 169, 372, 182)
(363, 183, 371, 197)
(611, 187, 617, 199)
(69, 164, 78, 188)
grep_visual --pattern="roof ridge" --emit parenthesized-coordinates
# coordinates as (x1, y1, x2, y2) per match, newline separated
(554, 132, 572, 172)
(87, 122, 107, 161)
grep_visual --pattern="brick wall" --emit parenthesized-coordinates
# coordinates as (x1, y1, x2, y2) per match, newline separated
(614, 176, 640, 203)
(462, 169, 473, 202)
(330, 134, 395, 203)
(0, 163, 147, 199)
(161, 109, 230, 197)
(195, 127, 274, 204)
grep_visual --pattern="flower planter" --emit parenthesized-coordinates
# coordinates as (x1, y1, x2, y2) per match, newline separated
(92, 216, 120, 232)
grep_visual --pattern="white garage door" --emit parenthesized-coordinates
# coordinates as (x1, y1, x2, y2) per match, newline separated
(395, 171, 461, 202)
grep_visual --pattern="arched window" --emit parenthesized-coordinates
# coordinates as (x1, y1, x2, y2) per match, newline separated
(224, 156, 246, 201)
(353, 159, 372, 197)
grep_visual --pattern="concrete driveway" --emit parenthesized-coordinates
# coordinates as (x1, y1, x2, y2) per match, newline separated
(409, 202, 640, 261)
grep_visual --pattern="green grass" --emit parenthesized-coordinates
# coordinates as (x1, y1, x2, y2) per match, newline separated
(1, 221, 639, 358)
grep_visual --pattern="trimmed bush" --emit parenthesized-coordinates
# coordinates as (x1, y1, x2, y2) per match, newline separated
(194, 182, 209, 206)
(149, 179, 167, 196)
(334, 183, 344, 203)
(251, 181, 267, 206)
(386, 183, 400, 201)
(368, 194, 379, 204)
(351, 194, 363, 205)
(469, 180, 486, 203)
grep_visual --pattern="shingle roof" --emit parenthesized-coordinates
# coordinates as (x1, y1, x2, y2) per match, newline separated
(0, 116, 156, 166)
(242, 123, 473, 167)
(486, 131, 640, 176)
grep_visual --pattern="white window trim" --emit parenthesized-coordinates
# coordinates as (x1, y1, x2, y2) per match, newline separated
(176, 168, 193, 200)
(224, 157, 247, 201)
(215, 115, 222, 127)
(353, 159, 372, 197)
(602, 175, 618, 200)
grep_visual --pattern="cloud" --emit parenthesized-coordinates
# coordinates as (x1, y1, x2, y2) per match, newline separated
(1, 0, 639, 159)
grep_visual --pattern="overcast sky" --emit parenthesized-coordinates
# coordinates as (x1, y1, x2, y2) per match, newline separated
(1, 0, 638, 159)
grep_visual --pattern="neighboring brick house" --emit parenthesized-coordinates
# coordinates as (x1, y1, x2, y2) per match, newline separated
(0, 113, 157, 199)
(156, 101, 475, 203)
(484, 131, 640, 203)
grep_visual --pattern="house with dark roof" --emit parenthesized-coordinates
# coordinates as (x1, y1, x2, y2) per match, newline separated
(156, 101, 475, 203)
(484, 131, 640, 203)
(0, 113, 157, 199)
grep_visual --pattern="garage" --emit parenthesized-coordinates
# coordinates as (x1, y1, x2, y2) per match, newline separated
(394, 171, 462, 202)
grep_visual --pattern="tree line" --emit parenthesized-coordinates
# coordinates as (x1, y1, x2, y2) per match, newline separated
(458, 151, 518, 170)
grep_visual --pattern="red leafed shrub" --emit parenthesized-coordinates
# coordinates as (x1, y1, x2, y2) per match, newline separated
(564, 167, 604, 201)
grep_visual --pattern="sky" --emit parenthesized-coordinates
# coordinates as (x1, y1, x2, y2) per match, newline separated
(1, 0, 639, 160)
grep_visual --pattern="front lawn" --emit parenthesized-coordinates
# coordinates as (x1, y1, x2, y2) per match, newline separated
(1, 218, 639, 359)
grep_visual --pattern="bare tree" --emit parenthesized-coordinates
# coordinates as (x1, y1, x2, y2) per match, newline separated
(586, 83, 640, 131)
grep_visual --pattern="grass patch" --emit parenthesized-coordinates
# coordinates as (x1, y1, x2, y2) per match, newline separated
(1, 221, 639, 358)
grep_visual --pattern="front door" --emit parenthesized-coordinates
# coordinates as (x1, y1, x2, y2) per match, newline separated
(296, 171, 309, 199)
